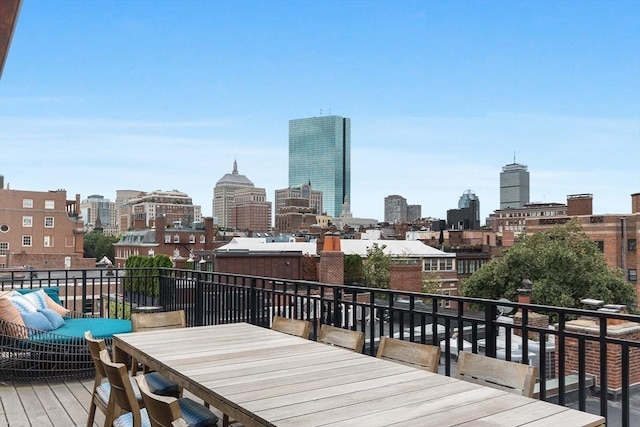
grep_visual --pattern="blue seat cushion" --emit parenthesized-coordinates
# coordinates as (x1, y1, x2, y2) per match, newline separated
(145, 371, 181, 398)
(178, 398, 218, 427)
(96, 378, 145, 406)
(29, 317, 131, 343)
(113, 408, 151, 427)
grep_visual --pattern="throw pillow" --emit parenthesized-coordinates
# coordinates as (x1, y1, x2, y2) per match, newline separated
(16, 287, 63, 305)
(44, 294, 70, 317)
(21, 311, 55, 332)
(0, 297, 28, 338)
(9, 293, 38, 314)
(37, 308, 66, 329)
(22, 289, 48, 310)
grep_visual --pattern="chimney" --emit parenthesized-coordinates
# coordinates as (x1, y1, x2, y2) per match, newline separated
(632, 193, 640, 214)
(567, 194, 593, 216)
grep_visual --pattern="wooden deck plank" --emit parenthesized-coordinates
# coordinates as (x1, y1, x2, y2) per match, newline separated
(0, 382, 30, 427)
(14, 383, 53, 426)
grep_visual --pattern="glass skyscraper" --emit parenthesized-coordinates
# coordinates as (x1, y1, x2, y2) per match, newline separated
(288, 115, 351, 218)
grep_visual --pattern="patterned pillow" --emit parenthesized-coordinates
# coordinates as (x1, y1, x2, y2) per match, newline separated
(10, 293, 38, 314)
(38, 308, 66, 329)
(21, 311, 55, 332)
(22, 289, 48, 310)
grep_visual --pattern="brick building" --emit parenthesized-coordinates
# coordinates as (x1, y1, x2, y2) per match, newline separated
(526, 193, 640, 306)
(0, 177, 94, 269)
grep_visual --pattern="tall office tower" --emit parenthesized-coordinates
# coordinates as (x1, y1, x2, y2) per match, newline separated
(407, 204, 422, 222)
(289, 115, 351, 218)
(500, 162, 530, 209)
(447, 189, 480, 230)
(384, 195, 407, 223)
(213, 160, 255, 228)
(80, 195, 117, 235)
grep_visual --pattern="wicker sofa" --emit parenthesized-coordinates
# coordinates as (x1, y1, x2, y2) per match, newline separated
(0, 287, 131, 382)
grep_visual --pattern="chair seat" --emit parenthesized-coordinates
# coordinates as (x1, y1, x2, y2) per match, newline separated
(177, 398, 218, 427)
(96, 373, 179, 406)
(113, 399, 217, 427)
(113, 407, 152, 427)
(145, 371, 181, 398)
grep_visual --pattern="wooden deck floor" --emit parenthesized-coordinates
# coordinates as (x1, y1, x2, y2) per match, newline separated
(0, 378, 229, 426)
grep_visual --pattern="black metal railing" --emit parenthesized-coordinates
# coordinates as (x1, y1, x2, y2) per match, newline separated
(1, 267, 638, 426)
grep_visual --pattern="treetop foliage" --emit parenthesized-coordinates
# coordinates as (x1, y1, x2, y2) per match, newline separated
(461, 220, 636, 310)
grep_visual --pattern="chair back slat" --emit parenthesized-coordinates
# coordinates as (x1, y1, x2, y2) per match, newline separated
(136, 375, 182, 427)
(318, 324, 365, 353)
(272, 315, 311, 339)
(376, 336, 441, 373)
(99, 349, 143, 424)
(85, 331, 108, 380)
(131, 310, 186, 332)
(455, 351, 538, 397)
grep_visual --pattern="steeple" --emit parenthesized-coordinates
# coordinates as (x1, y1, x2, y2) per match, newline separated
(233, 159, 238, 174)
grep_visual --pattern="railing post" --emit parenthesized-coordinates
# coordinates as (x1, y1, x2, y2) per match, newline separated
(484, 301, 497, 358)
(333, 287, 342, 328)
(249, 277, 257, 325)
(81, 269, 88, 314)
(194, 271, 204, 327)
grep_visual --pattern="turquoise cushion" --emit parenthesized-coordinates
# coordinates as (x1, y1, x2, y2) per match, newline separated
(21, 312, 55, 332)
(38, 308, 66, 329)
(29, 317, 132, 343)
(16, 287, 63, 306)
(56, 317, 132, 339)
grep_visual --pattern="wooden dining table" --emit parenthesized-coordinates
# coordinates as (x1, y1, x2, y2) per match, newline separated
(112, 322, 605, 427)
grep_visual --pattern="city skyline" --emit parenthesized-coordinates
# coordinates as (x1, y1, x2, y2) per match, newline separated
(0, 0, 638, 222)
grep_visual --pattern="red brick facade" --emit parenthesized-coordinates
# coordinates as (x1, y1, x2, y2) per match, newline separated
(318, 251, 344, 285)
(389, 263, 422, 293)
(557, 319, 640, 394)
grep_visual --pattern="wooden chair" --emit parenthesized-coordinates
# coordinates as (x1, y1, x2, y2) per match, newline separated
(271, 315, 312, 339)
(84, 331, 180, 426)
(130, 310, 186, 376)
(99, 348, 146, 427)
(376, 336, 441, 373)
(135, 375, 218, 427)
(318, 324, 365, 353)
(455, 351, 538, 397)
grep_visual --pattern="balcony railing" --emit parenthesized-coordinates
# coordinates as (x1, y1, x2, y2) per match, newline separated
(2, 267, 638, 426)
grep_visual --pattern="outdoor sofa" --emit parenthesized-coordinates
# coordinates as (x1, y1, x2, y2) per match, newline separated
(0, 287, 131, 382)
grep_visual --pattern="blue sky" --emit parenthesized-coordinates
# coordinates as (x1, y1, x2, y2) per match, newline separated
(1, 0, 639, 223)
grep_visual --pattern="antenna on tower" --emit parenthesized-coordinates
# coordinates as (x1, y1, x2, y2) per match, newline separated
(320, 109, 322, 115)
(513, 151, 516, 164)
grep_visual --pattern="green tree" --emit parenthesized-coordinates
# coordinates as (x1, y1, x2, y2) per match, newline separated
(363, 243, 391, 290)
(461, 220, 636, 310)
(83, 230, 119, 262)
(344, 254, 364, 285)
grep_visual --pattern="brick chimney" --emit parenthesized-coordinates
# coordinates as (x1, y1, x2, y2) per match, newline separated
(513, 279, 549, 341)
(567, 194, 593, 216)
(318, 235, 344, 285)
(632, 192, 640, 214)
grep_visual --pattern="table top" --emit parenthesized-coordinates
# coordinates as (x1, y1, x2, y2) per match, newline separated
(113, 323, 605, 427)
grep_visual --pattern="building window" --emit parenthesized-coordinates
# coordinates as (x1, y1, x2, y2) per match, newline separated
(629, 269, 637, 282)
(173, 235, 180, 243)
(23, 199, 33, 208)
(439, 290, 451, 308)
(200, 235, 206, 244)
(22, 236, 32, 247)
(44, 217, 54, 228)
(594, 241, 604, 252)
(164, 235, 171, 243)
(628, 239, 637, 252)
(0, 224, 9, 233)
(22, 216, 33, 227)
(0, 242, 8, 255)
(45, 200, 55, 209)
(189, 234, 195, 243)
(44, 236, 52, 247)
